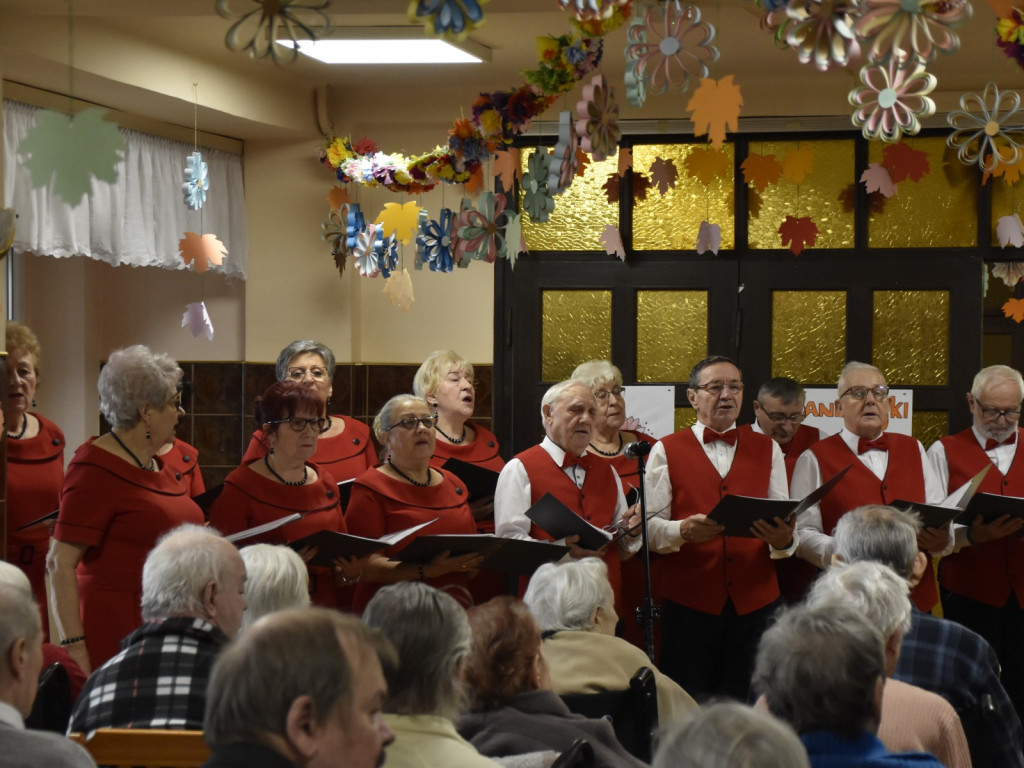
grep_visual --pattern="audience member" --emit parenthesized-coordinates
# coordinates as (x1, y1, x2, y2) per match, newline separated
(753, 601, 944, 767)
(68, 525, 246, 732)
(239, 544, 310, 632)
(362, 581, 500, 768)
(201, 608, 395, 768)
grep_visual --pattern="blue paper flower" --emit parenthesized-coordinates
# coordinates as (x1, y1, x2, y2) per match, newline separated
(417, 208, 456, 273)
(182, 151, 209, 211)
(376, 234, 399, 278)
(346, 203, 366, 251)
(409, 0, 487, 40)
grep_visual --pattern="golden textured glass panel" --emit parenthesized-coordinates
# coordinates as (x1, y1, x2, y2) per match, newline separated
(541, 290, 611, 381)
(636, 291, 708, 382)
(914, 411, 948, 450)
(632, 144, 735, 250)
(872, 291, 949, 385)
(772, 291, 847, 384)
(868, 138, 976, 247)
(521, 148, 619, 251)
(748, 139, 854, 249)
(983, 334, 1013, 368)
(674, 407, 697, 432)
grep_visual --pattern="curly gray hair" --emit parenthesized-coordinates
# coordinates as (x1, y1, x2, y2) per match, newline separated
(98, 345, 182, 430)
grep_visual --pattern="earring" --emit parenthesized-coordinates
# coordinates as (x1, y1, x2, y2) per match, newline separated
(145, 429, 151, 440)
(31, 399, 37, 408)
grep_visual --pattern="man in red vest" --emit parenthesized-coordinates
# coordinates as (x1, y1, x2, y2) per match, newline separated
(743, 376, 821, 483)
(645, 355, 795, 701)
(928, 364, 1024, 726)
(494, 379, 637, 608)
(792, 361, 947, 612)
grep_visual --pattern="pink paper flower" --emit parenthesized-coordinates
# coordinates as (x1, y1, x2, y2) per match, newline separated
(784, 0, 859, 72)
(849, 51, 936, 142)
(575, 74, 621, 162)
(625, 3, 718, 95)
(854, 0, 971, 68)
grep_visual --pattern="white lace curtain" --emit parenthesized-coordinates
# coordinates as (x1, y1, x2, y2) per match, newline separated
(2, 99, 247, 279)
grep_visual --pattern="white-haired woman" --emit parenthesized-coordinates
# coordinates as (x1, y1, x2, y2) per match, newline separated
(48, 345, 203, 673)
(362, 582, 501, 768)
(523, 559, 697, 724)
(238, 544, 310, 632)
(345, 394, 483, 612)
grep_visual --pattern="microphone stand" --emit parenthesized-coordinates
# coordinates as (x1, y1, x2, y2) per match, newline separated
(628, 445, 658, 662)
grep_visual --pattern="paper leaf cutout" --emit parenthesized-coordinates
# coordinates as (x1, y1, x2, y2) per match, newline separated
(375, 201, 423, 244)
(181, 301, 215, 341)
(632, 172, 652, 202)
(383, 269, 415, 311)
(18, 108, 126, 205)
(178, 232, 228, 273)
(993, 262, 1024, 288)
(182, 151, 209, 211)
(839, 183, 887, 215)
(781, 146, 814, 185)
(493, 148, 523, 187)
(882, 143, 930, 183)
(778, 215, 819, 256)
(618, 147, 633, 177)
(650, 157, 679, 194)
(748, 187, 763, 219)
(602, 173, 621, 204)
(742, 153, 782, 193)
(696, 221, 721, 254)
(1003, 297, 1024, 323)
(600, 224, 626, 260)
(574, 147, 590, 178)
(327, 185, 351, 210)
(987, 153, 1024, 185)
(504, 211, 527, 269)
(685, 147, 731, 185)
(997, 214, 1024, 248)
(861, 163, 897, 198)
(687, 76, 743, 150)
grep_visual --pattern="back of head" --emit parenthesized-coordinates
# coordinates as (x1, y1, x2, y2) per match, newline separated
(141, 524, 232, 621)
(205, 608, 375, 746)
(0, 582, 41, 688)
(833, 505, 920, 579)
(807, 561, 912, 639)
(239, 544, 310, 631)
(753, 602, 885, 739)
(653, 702, 810, 768)
(362, 582, 471, 718)
(523, 559, 612, 631)
(464, 597, 542, 711)
(756, 377, 804, 404)
(0, 561, 32, 592)
(98, 344, 181, 429)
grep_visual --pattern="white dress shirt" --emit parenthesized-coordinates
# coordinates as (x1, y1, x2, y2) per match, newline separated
(0, 700, 24, 730)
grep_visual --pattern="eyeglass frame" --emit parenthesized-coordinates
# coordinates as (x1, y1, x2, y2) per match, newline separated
(285, 366, 329, 382)
(385, 414, 439, 432)
(693, 381, 744, 396)
(593, 385, 626, 400)
(974, 400, 1023, 421)
(756, 406, 805, 424)
(265, 416, 329, 433)
(839, 385, 890, 401)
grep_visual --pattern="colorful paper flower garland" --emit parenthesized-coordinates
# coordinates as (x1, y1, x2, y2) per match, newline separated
(409, 0, 487, 41)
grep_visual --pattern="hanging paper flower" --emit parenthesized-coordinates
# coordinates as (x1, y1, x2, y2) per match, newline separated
(947, 82, 1024, 174)
(784, 0, 859, 72)
(849, 51, 936, 142)
(853, 0, 971, 68)
(997, 7, 1024, 72)
(625, 3, 718, 96)
(375, 234, 399, 278)
(993, 261, 1024, 288)
(576, 74, 621, 163)
(409, 0, 487, 41)
(549, 111, 581, 194)
(522, 152, 556, 222)
(353, 224, 382, 278)
(623, 11, 648, 108)
(503, 211, 527, 269)
(321, 208, 346, 257)
(346, 203, 366, 251)
(216, 0, 332, 66)
(457, 191, 508, 263)
(557, 0, 632, 23)
(182, 151, 209, 211)
(418, 208, 457, 273)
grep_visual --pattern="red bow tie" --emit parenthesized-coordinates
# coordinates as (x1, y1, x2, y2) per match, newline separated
(562, 452, 591, 470)
(985, 434, 1017, 451)
(858, 435, 889, 454)
(703, 429, 737, 447)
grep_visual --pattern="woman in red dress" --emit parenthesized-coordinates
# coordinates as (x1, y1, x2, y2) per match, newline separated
(48, 345, 203, 673)
(4, 323, 65, 632)
(157, 438, 205, 496)
(242, 340, 376, 486)
(346, 394, 484, 612)
(211, 381, 361, 608)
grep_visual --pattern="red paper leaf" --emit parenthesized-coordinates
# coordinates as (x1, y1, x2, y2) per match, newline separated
(778, 215, 819, 256)
(882, 143, 930, 183)
(632, 172, 651, 202)
(617, 147, 633, 177)
(742, 153, 782, 193)
(650, 157, 679, 194)
(838, 183, 887, 215)
(602, 173, 621, 204)
(574, 147, 590, 178)
(1003, 297, 1024, 323)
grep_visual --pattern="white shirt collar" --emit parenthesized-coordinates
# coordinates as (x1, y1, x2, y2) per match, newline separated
(750, 420, 765, 436)
(840, 426, 883, 452)
(0, 700, 24, 730)
(540, 436, 571, 465)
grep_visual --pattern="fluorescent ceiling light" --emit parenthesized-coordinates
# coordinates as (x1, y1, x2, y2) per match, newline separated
(278, 38, 485, 64)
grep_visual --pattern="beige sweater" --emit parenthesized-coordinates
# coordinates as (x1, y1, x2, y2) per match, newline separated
(879, 678, 972, 768)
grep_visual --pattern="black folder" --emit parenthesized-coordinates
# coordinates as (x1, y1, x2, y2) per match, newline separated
(14, 508, 59, 531)
(441, 458, 500, 501)
(286, 518, 438, 567)
(393, 534, 567, 575)
(894, 465, 991, 529)
(525, 493, 614, 551)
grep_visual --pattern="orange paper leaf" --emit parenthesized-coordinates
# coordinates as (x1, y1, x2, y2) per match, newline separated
(985, 148, 1024, 185)
(375, 201, 423, 244)
(574, 147, 590, 178)
(685, 147, 731, 186)
(465, 166, 484, 195)
(493, 148, 522, 188)
(882, 143, 930, 183)
(617, 147, 633, 177)
(781, 146, 815, 185)
(687, 76, 743, 150)
(178, 232, 227, 273)
(1003, 297, 1024, 323)
(327, 186, 351, 210)
(778, 215, 819, 256)
(742, 153, 782, 193)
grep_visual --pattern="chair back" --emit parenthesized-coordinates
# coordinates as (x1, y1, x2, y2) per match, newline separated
(25, 662, 72, 733)
(68, 728, 211, 768)
(559, 666, 659, 763)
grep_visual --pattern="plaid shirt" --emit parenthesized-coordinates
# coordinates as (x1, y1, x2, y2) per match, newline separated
(894, 608, 1024, 768)
(68, 617, 227, 733)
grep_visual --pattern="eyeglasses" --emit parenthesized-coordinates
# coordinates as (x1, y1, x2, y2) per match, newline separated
(976, 402, 1023, 421)
(267, 417, 328, 433)
(760, 410, 804, 424)
(385, 414, 438, 432)
(694, 381, 743, 396)
(286, 367, 329, 382)
(594, 386, 625, 400)
(840, 385, 890, 401)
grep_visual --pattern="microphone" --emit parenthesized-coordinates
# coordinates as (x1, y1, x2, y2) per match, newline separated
(623, 441, 652, 458)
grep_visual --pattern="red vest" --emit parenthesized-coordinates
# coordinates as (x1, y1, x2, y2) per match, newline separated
(658, 428, 780, 616)
(810, 433, 937, 612)
(937, 428, 1024, 607)
(738, 423, 821, 483)
(517, 445, 622, 600)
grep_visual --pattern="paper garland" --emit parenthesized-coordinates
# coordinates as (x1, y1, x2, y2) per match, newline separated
(409, 0, 487, 41)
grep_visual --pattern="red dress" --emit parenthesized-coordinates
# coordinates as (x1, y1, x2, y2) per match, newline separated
(209, 461, 345, 608)
(428, 423, 505, 474)
(241, 415, 376, 485)
(345, 466, 476, 612)
(54, 440, 204, 669)
(159, 438, 205, 496)
(6, 413, 65, 631)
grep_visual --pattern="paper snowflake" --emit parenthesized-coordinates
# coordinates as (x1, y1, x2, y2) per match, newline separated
(849, 51, 936, 142)
(575, 74, 621, 162)
(182, 151, 209, 210)
(409, 0, 487, 40)
(417, 208, 457, 273)
(625, 3, 718, 95)
(784, 0, 859, 72)
(853, 0, 970, 68)
(216, 0, 332, 65)
(522, 152, 556, 223)
(457, 191, 508, 263)
(947, 82, 1024, 174)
